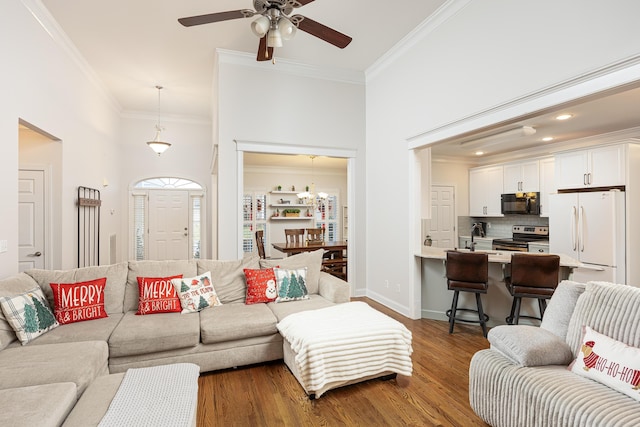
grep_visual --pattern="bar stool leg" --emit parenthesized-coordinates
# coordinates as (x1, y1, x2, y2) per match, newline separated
(506, 298, 517, 325)
(448, 290, 459, 334)
(475, 293, 488, 338)
(538, 299, 547, 319)
(513, 297, 522, 325)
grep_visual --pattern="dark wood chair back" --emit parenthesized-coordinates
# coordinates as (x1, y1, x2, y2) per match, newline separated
(306, 228, 325, 242)
(285, 228, 305, 245)
(255, 230, 266, 259)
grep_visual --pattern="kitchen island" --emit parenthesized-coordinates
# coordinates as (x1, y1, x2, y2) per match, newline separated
(417, 247, 582, 327)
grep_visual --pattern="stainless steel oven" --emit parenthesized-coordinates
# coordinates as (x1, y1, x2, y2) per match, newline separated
(491, 225, 549, 252)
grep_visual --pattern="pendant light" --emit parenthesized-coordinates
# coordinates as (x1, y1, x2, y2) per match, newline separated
(146, 85, 171, 155)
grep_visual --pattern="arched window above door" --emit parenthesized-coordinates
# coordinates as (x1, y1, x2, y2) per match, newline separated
(134, 177, 202, 189)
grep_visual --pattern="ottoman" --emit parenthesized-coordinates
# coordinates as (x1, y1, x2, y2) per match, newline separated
(63, 363, 199, 427)
(277, 301, 413, 399)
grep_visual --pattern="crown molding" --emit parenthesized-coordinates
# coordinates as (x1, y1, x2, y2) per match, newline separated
(216, 49, 365, 85)
(365, 0, 473, 82)
(21, 0, 122, 114)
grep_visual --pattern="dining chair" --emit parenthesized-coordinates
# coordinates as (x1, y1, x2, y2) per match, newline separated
(504, 253, 560, 325)
(445, 250, 489, 337)
(306, 228, 325, 243)
(284, 229, 305, 245)
(255, 230, 267, 259)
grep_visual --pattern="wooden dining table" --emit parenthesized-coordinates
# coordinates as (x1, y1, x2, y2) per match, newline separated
(271, 240, 347, 256)
(271, 240, 348, 280)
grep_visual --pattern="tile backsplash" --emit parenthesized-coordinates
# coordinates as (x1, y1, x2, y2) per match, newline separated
(458, 215, 549, 238)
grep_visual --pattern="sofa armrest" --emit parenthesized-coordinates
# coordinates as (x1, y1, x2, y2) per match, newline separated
(488, 325, 573, 367)
(317, 272, 350, 303)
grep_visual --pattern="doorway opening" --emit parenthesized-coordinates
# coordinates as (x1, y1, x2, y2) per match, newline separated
(18, 120, 62, 271)
(130, 177, 206, 261)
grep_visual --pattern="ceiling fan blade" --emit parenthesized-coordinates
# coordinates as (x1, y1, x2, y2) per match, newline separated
(178, 10, 253, 27)
(292, 15, 352, 48)
(293, 0, 316, 6)
(256, 37, 274, 61)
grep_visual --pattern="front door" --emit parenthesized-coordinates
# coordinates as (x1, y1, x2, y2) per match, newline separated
(428, 185, 456, 248)
(148, 190, 189, 260)
(18, 169, 45, 271)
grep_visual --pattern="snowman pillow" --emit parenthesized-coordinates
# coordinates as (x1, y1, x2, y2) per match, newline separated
(243, 268, 278, 304)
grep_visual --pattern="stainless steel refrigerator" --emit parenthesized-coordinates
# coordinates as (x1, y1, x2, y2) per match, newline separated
(549, 190, 626, 283)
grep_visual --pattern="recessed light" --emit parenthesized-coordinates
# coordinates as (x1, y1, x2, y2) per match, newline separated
(475, 151, 484, 156)
(555, 114, 573, 121)
(542, 137, 554, 142)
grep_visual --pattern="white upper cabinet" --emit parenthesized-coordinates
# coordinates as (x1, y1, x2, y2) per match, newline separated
(539, 157, 555, 217)
(503, 160, 540, 193)
(555, 144, 626, 190)
(469, 165, 504, 217)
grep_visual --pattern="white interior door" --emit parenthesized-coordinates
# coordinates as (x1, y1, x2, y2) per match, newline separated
(18, 170, 45, 271)
(428, 185, 455, 248)
(148, 191, 189, 260)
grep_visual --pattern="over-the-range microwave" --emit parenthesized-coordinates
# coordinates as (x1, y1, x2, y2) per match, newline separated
(501, 192, 540, 215)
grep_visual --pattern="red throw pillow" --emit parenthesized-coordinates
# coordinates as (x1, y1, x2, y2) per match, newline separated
(244, 268, 277, 304)
(50, 278, 108, 324)
(136, 275, 183, 315)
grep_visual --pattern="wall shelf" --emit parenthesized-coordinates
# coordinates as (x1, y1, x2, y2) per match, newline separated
(270, 203, 309, 208)
(270, 216, 313, 221)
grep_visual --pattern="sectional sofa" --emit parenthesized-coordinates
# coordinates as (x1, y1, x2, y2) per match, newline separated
(470, 279, 640, 426)
(0, 249, 350, 426)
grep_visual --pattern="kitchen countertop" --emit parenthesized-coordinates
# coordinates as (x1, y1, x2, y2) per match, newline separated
(416, 246, 582, 268)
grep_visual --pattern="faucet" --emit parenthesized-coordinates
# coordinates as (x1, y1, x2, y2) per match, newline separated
(470, 223, 485, 252)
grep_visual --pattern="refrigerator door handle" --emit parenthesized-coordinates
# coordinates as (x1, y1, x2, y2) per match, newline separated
(578, 205, 585, 252)
(571, 206, 578, 251)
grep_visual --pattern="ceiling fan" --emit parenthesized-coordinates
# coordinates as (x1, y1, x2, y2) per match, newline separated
(178, 0, 352, 62)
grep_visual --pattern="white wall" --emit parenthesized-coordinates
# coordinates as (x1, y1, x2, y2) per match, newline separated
(365, 0, 640, 317)
(118, 115, 213, 259)
(0, 1, 122, 276)
(215, 54, 366, 292)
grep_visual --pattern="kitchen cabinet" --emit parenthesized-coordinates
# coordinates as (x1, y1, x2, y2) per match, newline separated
(469, 165, 504, 217)
(555, 144, 626, 190)
(503, 160, 539, 193)
(539, 157, 555, 217)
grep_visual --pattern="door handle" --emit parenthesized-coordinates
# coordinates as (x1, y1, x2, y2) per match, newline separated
(29, 251, 42, 257)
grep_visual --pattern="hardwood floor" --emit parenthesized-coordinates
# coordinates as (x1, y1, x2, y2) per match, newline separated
(196, 298, 491, 426)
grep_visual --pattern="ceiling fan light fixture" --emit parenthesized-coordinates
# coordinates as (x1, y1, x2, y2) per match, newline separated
(279, 17, 296, 40)
(267, 28, 283, 47)
(251, 15, 270, 37)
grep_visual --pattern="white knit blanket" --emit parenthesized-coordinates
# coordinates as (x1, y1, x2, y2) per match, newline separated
(277, 302, 413, 393)
(98, 363, 199, 427)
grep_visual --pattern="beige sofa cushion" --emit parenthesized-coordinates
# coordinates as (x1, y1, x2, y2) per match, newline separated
(0, 341, 108, 397)
(0, 273, 42, 350)
(124, 260, 198, 312)
(197, 254, 260, 304)
(267, 294, 335, 322)
(26, 263, 128, 315)
(23, 314, 123, 346)
(108, 311, 200, 357)
(62, 373, 125, 427)
(0, 383, 77, 427)
(200, 303, 278, 344)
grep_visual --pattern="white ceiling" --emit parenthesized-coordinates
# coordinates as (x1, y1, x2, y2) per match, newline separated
(41, 0, 447, 118)
(39, 0, 640, 162)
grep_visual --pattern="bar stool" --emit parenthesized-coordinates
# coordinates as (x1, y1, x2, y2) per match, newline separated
(505, 253, 560, 325)
(445, 251, 489, 337)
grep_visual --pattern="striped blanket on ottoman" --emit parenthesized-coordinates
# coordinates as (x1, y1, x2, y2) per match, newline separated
(277, 301, 413, 398)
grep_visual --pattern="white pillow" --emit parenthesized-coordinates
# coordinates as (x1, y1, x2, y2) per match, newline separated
(569, 326, 640, 401)
(171, 271, 222, 313)
(0, 287, 59, 344)
(273, 267, 309, 303)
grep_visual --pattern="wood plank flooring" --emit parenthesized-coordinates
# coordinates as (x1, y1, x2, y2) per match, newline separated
(196, 298, 491, 426)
